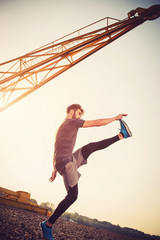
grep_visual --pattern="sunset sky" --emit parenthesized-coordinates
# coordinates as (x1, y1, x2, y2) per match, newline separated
(0, 0, 160, 236)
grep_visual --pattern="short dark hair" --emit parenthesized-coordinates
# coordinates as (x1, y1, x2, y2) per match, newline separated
(66, 104, 84, 114)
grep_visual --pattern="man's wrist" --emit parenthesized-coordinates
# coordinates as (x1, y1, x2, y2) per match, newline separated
(113, 116, 117, 121)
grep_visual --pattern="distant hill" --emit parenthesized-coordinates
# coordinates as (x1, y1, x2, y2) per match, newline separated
(63, 212, 160, 240)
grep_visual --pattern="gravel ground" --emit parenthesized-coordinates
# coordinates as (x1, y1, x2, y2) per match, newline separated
(0, 204, 151, 240)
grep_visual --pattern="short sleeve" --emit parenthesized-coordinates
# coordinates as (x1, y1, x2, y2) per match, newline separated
(75, 118, 85, 128)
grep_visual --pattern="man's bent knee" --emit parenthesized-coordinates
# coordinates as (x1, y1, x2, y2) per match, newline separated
(67, 184, 78, 203)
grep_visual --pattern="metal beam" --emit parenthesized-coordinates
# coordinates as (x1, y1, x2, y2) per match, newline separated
(0, 5, 159, 112)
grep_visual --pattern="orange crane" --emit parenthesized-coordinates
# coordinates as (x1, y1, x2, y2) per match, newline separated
(0, 187, 51, 216)
(0, 186, 51, 216)
(0, 5, 159, 112)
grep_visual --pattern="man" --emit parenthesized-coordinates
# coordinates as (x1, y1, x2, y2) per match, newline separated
(41, 104, 132, 240)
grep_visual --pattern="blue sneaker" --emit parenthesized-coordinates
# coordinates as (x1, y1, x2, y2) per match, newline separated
(41, 221, 54, 240)
(119, 119, 132, 138)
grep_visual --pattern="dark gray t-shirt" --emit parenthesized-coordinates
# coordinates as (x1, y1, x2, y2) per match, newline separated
(54, 118, 85, 173)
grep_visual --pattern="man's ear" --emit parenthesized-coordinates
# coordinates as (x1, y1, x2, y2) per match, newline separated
(70, 109, 74, 115)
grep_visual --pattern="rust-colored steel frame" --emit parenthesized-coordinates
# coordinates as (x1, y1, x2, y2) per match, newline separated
(0, 5, 159, 112)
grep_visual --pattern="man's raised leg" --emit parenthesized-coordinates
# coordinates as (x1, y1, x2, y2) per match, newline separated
(81, 119, 132, 160)
(81, 134, 122, 160)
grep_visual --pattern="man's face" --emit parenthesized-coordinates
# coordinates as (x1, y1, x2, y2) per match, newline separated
(72, 109, 83, 119)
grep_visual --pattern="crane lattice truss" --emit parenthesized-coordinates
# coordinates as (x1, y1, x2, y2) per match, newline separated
(0, 5, 159, 112)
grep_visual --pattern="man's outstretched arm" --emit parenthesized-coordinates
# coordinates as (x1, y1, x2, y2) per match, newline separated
(82, 114, 127, 128)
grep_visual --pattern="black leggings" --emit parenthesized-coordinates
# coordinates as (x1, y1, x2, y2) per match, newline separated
(81, 135, 119, 160)
(48, 184, 78, 224)
(48, 135, 119, 224)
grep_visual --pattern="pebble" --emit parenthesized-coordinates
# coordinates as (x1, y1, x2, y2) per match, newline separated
(0, 204, 146, 240)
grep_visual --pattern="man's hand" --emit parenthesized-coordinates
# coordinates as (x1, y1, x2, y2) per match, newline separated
(49, 170, 57, 182)
(115, 114, 128, 120)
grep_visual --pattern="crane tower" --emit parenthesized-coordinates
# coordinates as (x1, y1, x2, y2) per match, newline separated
(0, 5, 159, 112)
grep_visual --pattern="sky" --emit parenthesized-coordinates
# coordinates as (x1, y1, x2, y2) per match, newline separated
(0, 0, 160, 236)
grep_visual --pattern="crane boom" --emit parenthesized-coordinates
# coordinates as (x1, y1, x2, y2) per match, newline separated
(0, 5, 159, 112)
